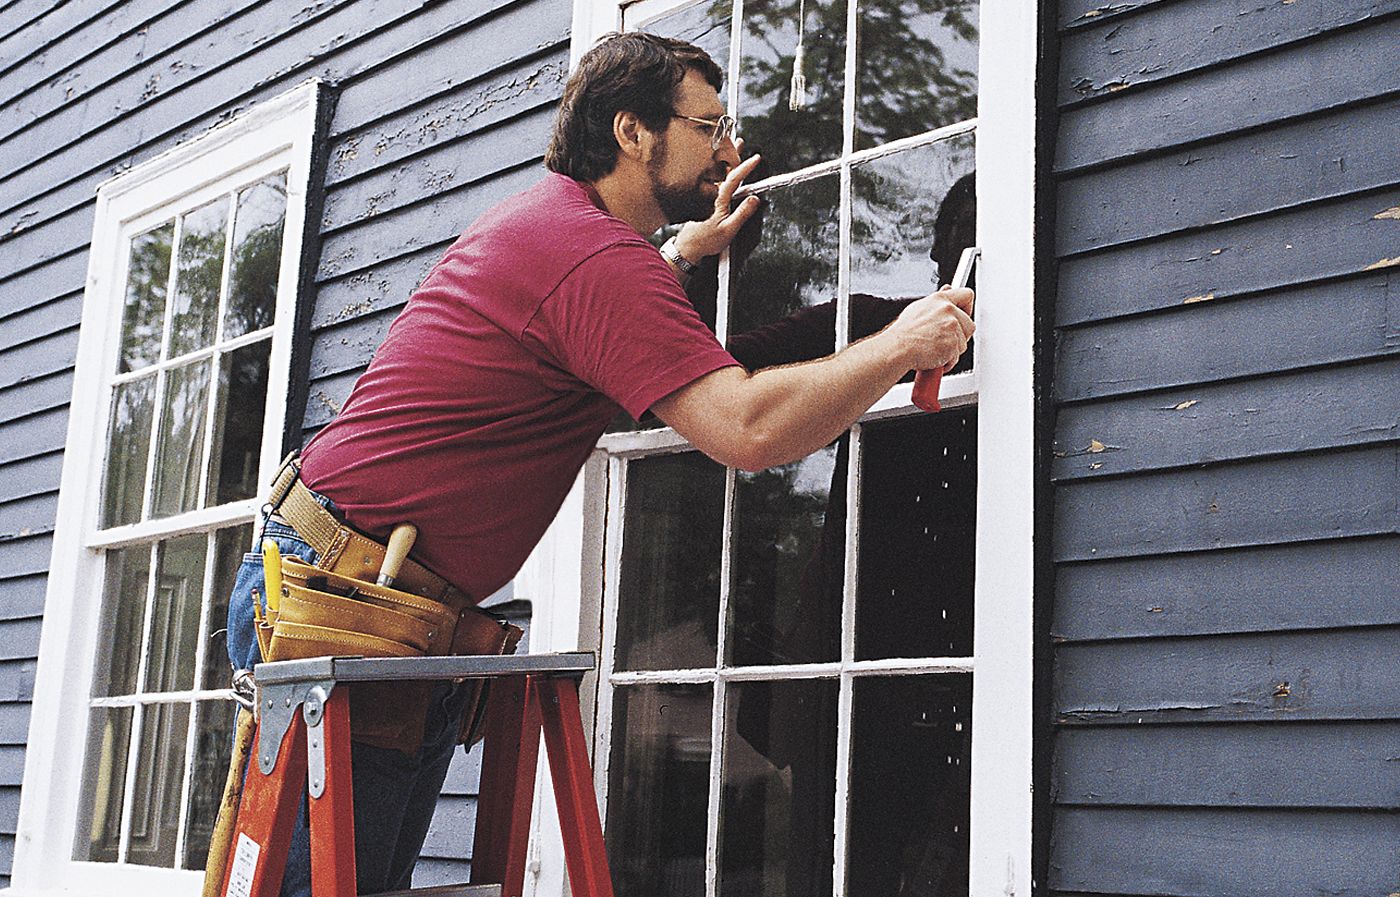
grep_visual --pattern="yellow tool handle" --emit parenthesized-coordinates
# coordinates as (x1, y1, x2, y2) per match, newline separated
(377, 523, 418, 587)
(262, 539, 283, 614)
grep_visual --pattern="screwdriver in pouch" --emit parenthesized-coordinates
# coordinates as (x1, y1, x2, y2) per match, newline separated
(911, 246, 980, 413)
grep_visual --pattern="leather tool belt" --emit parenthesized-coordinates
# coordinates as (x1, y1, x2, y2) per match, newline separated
(261, 454, 523, 754)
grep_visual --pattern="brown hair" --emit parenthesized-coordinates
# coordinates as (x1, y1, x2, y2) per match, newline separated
(545, 31, 724, 182)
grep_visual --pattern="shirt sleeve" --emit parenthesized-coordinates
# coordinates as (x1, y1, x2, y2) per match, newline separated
(524, 241, 740, 420)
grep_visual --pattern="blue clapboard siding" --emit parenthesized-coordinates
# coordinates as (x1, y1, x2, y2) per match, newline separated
(0, 0, 564, 885)
(1048, 0, 1400, 890)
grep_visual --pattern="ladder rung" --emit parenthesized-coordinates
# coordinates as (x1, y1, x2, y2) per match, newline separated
(365, 885, 501, 897)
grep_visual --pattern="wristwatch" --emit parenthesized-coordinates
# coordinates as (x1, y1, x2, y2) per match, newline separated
(659, 236, 698, 277)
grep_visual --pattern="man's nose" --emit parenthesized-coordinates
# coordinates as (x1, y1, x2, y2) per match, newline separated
(714, 134, 740, 167)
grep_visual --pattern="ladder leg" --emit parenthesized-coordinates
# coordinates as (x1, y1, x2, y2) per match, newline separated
(535, 677, 615, 897)
(471, 675, 542, 897)
(222, 716, 308, 897)
(307, 687, 357, 897)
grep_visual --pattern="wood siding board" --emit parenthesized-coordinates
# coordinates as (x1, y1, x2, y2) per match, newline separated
(308, 311, 394, 381)
(0, 250, 86, 320)
(326, 0, 569, 137)
(1054, 627, 1400, 724)
(303, 369, 359, 431)
(413, 858, 472, 888)
(0, 493, 57, 546)
(0, 703, 29, 746)
(0, 327, 79, 391)
(0, 293, 82, 354)
(0, 746, 22, 787)
(0, 0, 268, 142)
(1053, 721, 1400, 809)
(1058, 0, 1400, 106)
(0, 534, 52, 579)
(0, 203, 95, 283)
(0, 375, 73, 430)
(315, 161, 541, 282)
(1053, 273, 1395, 402)
(324, 50, 567, 187)
(1055, 96, 1400, 255)
(0, 407, 68, 466)
(1052, 444, 1400, 562)
(1054, 187, 1400, 327)
(0, 0, 71, 52)
(1058, 0, 1160, 31)
(0, 660, 35, 704)
(309, 245, 442, 331)
(320, 104, 556, 235)
(1052, 535, 1400, 641)
(420, 795, 476, 860)
(0, 575, 45, 621)
(441, 743, 483, 796)
(0, 788, 15, 834)
(0, 621, 39, 664)
(1049, 807, 1400, 895)
(1051, 356, 1400, 480)
(1053, 15, 1400, 173)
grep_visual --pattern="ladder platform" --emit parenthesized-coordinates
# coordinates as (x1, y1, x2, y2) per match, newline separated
(253, 652, 596, 685)
(368, 885, 501, 897)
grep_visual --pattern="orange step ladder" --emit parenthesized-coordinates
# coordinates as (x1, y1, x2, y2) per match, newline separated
(217, 653, 614, 897)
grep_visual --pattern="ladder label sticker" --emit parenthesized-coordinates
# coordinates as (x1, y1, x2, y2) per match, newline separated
(228, 832, 261, 897)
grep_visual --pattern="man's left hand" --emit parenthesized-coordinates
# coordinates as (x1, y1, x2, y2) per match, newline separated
(674, 152, 764, 261)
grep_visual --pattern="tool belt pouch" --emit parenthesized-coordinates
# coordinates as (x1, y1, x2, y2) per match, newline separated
(268, 557, 521, 753)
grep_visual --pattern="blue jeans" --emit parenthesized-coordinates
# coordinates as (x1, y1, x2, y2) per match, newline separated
(227, 506, 468, 895)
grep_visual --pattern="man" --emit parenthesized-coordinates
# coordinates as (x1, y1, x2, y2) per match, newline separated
(225, 30, 974, 896)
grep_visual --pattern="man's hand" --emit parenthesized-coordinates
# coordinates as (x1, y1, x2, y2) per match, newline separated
(674, 152, 764, 261)
(887, 286, 976, 373)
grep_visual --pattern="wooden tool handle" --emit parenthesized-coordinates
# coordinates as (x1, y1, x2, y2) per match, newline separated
(377, 523, 418, 587)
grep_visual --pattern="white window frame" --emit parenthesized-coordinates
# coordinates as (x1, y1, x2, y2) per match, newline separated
(519, 1, 1036, 895)
(13, 80, 322, 897)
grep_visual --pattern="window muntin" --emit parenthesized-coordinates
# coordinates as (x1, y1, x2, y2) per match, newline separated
(595, 1, 980, 894)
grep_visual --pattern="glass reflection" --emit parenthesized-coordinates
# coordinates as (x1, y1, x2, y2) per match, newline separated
(636, 0, 732, 71)
(719, 679, 837, 897)
(854, 0, 978, 150)
(857, 410, 975, 660)
(615, 452, 725, 671)
(182, 697, 236, 869)
(118, 223, 173, 373)
(731, 442, 842, 666)
(738, 0, 846, 174)
(73, 706, 133, 861)
(151, 359, 212, 519)
(203, 524, 252, 692)
(101, 375, 156, 528)
(607, 683, 713, 897)
(169, 198, 228, 358)
(92, 545, 152, 698)
(143, 533, 208, 694)
(127, 701, 191, 867)
(848, 674, 971, 897)
(208, 340, 270, 504)
(224, 173, 287, 340)
(729, 174, 839, 339)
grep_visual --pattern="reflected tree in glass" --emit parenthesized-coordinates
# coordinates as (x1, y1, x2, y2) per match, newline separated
(101, 375, 157, 528)
(151, 359, 212, 519)
(118, 223, 173, 373)
(224, 172, 287, 340)
(208, 341, 271, 504)
(169, 198, 229, 358)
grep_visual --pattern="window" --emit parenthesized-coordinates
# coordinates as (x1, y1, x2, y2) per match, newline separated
(531, 2, 1036, 896)
(15, 81, 322, 895)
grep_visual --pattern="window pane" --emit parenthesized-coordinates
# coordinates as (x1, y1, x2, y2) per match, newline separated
(101, 374, 157, 528)
(730, 441, 843, 666)
(856, 410, 975, 660)
(616, 452, 725, 672)
(202, 524, 253, 691)
(737, 0, 846, 175)
(92, 545, 152, 698)
(854, 0, 978, 150)
(143, 533, 208, 694)
(73, 706, 134, 861)
(169, 198, 229, 358)
(729, 174, 840, 342)
(182, 698, 237, 869)
(719, 679, 837, 897)
(208, 339, 271, 504)
(848, 674, 970, 897)
(118, 223, 173, 373)
(126, 702, 191, 868)
(606, 683, 712, 897)
(151, 358, 212, 519)
(224, 172, 287, 340)
(638, 0, 732, 72)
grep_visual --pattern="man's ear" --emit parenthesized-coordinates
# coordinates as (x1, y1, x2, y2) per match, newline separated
(613, 110, 653, 161)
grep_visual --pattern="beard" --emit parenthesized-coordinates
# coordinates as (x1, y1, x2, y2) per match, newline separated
(648, 140, 720, 223)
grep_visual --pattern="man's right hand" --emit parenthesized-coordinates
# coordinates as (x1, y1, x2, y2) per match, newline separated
(887, 286, 976, 373)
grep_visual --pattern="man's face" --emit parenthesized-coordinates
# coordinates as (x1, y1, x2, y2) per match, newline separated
(647, 69, 739, 223)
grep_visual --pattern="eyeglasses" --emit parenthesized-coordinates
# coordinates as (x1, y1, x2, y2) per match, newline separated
(671, 113, 737, 150)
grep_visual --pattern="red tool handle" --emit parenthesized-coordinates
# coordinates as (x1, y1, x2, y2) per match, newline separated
(911, 368, 943, 412)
